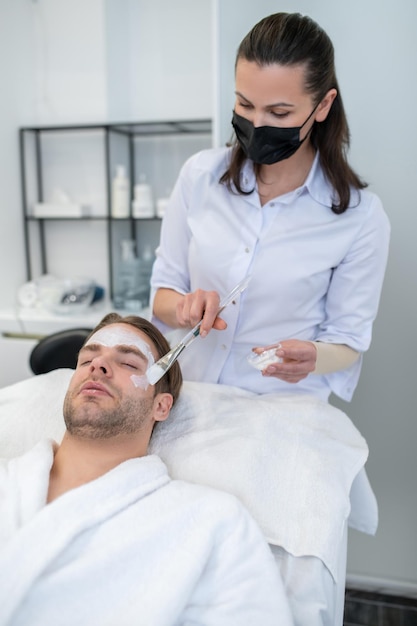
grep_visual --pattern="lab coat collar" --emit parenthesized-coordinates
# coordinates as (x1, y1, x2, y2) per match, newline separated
(238, 152, 360, 209)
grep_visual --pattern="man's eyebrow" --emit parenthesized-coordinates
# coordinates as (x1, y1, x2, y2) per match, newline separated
(79, 344, 99, 355)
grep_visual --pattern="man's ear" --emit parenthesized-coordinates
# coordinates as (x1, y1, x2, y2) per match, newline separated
(315, 88, 337, 122)
(153, 393, 173, 423)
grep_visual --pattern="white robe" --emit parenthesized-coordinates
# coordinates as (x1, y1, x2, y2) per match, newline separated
(0, 440, 293, 626)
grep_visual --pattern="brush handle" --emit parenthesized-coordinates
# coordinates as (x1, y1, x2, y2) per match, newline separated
(180, 321, 203, 348)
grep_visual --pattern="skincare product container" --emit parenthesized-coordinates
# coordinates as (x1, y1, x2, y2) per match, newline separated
(114, 240, 142, 310)
(137, 244, 154, 306)
(111, 165, 130, 218)
(156, 197, 169, 218)
(114, 240, 154, 311)
(132, 175, 154, 218)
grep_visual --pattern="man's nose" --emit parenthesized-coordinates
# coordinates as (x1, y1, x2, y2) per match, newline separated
(89, 354, 111, 375)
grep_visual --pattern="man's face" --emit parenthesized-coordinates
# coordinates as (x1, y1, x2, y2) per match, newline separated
(63, 323, 168, 439)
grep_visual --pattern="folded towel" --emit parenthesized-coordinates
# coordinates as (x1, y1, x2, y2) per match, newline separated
(150, 381, 375, 580)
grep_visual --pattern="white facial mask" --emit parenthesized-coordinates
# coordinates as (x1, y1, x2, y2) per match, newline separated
(85, 326, 155, 389)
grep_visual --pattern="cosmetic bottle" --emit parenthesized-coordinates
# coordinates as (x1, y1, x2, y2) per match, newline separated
(155, 187, 171, 218)
(156, 197, 168, 219)
(132, 174, 154, 218)
(137, 244, 155, 307)
(111, 165, 130, 218)
(114, 240, 142, 311)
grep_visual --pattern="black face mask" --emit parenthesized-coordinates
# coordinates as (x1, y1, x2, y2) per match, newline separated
(231, 108, 316, 165)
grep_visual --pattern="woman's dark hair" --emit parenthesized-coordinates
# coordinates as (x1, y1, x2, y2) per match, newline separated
(220, 12, 367, 214)
(85, 313, 183, 405)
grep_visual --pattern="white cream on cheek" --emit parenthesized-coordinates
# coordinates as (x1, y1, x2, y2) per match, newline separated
(129, 374, 150, 390)
(85, 326, 155, 390)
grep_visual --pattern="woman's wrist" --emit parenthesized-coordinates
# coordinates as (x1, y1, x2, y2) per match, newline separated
(309, 341, 360, 374)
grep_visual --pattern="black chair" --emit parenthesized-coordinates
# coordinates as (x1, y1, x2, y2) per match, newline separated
(29, 328, 93, 375)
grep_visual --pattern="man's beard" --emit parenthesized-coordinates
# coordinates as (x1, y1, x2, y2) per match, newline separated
(63, 389, 154, 440)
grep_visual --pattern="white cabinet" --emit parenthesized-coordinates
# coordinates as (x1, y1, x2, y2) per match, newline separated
(0, 335, 37, 388)
(0, 311, 35, 387)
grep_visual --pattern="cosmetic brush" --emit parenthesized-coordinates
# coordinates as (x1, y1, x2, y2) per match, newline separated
(146, 276, 251, 385)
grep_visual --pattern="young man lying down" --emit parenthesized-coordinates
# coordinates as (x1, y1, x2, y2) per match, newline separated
(0, 313, 293, 626)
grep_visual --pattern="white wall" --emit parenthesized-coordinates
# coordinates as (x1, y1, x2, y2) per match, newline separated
(0, 0, 212, 308)
(0, 1, 33, 309)
(0, 0, 109, 310)
(105, 0, 212, 122)
(28, 0, 108, 125)
(215, 0, 417, 591)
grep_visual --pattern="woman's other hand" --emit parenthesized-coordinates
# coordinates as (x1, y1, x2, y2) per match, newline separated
(253, 340, 317, 383)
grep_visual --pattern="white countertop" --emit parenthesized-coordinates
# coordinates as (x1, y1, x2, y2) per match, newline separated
(0, 301, 151, 336)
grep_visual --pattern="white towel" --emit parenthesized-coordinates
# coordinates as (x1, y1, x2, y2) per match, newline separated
(150, 381, 376, 580)
(0, 369, 70, 459)
(0, 370, 377, 581)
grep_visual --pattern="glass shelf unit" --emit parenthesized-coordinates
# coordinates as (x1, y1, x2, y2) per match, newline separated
(19, 119, 212, 302)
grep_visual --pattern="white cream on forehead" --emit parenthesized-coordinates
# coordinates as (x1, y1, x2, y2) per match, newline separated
(85, 325, 155, 389)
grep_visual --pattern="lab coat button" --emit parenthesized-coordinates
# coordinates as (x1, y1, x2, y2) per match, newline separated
(245, 247, 250, 253)
(220, 344, 227, 350)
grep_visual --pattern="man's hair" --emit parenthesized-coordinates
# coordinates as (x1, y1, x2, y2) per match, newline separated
(85, 313, 183, 405)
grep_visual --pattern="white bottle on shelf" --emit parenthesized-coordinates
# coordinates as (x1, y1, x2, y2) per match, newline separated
(111, 165, 130, 218)
(156, 187, 171, 218)
(156, 197, 168, 219)
(132, 174, 154, 218)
